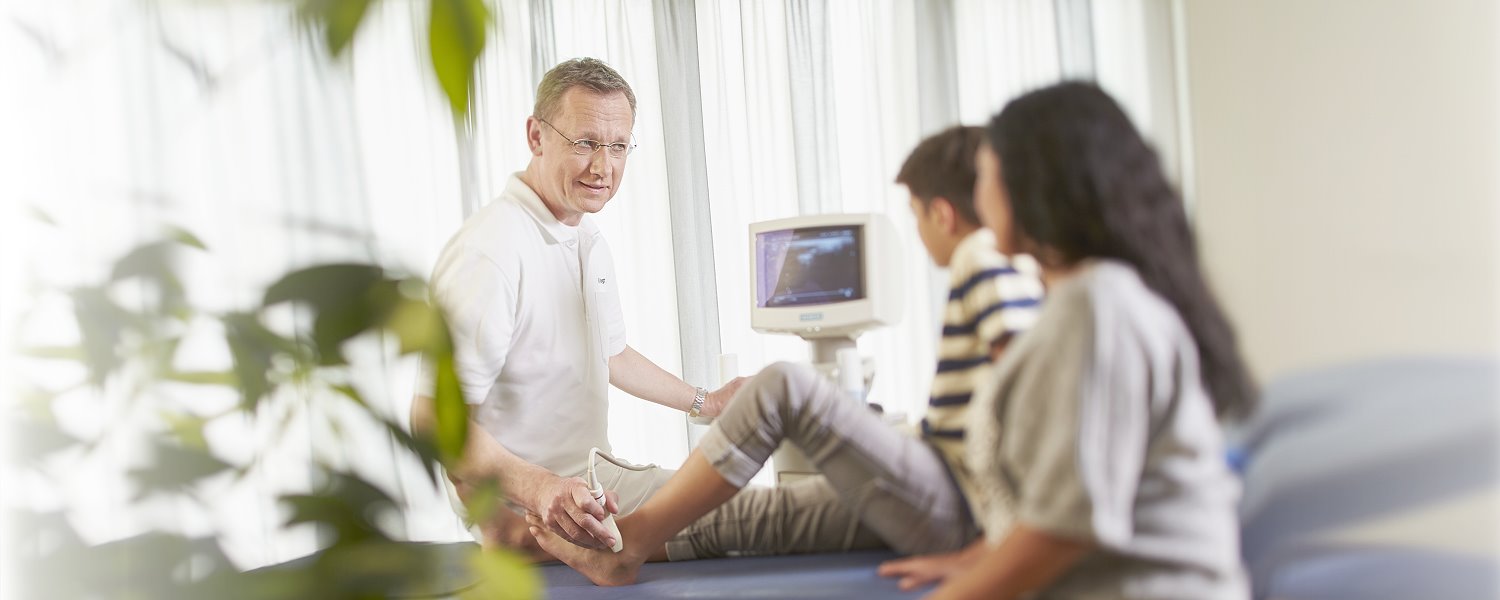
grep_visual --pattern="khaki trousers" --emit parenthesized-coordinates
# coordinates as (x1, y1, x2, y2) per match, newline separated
(666, 362, 979, 560)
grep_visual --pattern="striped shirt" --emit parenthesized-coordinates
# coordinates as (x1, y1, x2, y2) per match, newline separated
(922, 229, 1043, 501)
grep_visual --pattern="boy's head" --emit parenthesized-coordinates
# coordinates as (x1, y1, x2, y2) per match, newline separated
(895, 125, 986, 267)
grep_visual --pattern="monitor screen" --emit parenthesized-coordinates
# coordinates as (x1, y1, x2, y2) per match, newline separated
(755, 225, 865, 308)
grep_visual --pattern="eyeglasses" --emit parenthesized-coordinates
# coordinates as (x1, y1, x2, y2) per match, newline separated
(537, 118, 636, 159)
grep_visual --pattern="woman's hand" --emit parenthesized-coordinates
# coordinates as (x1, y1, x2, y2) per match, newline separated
(877, 543, 983, 591)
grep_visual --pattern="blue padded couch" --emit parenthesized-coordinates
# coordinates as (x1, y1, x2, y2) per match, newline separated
(1231, 356, 1499, 599)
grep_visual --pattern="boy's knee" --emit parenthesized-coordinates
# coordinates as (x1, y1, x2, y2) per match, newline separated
(754, 361, 819, 395)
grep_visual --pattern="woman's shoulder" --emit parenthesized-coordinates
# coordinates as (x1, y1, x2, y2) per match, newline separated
(1071, 259, 1195, 352)
(1071, 260, 1169, 311)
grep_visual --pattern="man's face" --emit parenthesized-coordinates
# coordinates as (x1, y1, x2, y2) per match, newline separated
(974, 144, 1017, 255)
(526, 88, 634, 224)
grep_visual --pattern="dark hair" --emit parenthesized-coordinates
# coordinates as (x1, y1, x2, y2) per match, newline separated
(987, 81, 1257, 420)
(895, 125, 985, 226)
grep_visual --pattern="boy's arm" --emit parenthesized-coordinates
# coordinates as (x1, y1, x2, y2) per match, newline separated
(923, 524, 1092, 600)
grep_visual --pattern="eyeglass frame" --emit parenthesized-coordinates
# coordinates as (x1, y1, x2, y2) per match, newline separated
(535, 117, 637, 159)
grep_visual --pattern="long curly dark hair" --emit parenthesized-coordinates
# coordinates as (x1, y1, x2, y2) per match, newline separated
(987, 81, 1257, 420)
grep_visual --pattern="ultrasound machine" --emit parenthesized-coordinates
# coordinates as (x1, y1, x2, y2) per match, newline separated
(742, 213, 904, 483)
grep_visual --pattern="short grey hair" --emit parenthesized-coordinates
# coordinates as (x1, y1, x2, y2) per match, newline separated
(533, 58, 637, 121)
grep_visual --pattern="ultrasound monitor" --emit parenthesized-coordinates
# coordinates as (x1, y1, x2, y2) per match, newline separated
(749, 213, 902, 340)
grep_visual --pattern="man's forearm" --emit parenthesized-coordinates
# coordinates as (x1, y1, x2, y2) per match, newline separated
(410, 394, 552, 512)
(608, 345, 696, 411)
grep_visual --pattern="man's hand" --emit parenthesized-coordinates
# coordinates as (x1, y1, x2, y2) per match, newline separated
(701, 376, 750, 418)
(531, 474, 621, 550)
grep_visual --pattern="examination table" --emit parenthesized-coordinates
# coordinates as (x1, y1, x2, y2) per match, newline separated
(539, 550, 921, 599)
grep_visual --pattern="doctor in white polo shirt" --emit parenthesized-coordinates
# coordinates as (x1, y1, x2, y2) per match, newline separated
(411, 58, 744, 556)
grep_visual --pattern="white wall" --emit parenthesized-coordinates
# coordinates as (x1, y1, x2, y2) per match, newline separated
(1184, 0, 1500, 381)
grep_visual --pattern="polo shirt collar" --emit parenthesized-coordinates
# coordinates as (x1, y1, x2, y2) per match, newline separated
(508, 173, 586, 245)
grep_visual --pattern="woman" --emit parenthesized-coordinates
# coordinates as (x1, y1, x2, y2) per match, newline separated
(886, 81, 1256, 599)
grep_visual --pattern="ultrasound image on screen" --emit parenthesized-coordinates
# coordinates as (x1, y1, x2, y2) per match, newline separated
(756, 225, 865, 308)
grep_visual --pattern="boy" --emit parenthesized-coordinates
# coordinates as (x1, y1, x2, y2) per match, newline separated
(899, 124, 1043, 509)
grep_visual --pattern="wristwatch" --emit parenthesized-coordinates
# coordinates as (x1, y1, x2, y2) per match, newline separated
(688, 386, 708, 418)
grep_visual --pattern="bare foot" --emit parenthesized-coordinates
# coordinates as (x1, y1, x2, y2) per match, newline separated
(475, 507, 555, 563)
(527, 515, 646, 586)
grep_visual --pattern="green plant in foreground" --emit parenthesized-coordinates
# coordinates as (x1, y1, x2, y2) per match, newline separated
(7, 227, 537, 599)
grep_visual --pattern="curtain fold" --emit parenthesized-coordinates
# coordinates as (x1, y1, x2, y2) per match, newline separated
(652, 0, 722, 395)
(784, 0, 842, 215)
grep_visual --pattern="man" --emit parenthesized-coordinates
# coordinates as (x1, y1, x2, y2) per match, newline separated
(410, 58, 743, 556)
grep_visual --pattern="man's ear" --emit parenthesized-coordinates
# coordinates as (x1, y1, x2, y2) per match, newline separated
(931, 197, 959, 233)
(525, 117, 544, 156)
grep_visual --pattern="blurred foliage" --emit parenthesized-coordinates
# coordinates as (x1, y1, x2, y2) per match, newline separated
(297, 0, 496, 116)
(7, 1, 532, 597)
(7, 228, 537, 599)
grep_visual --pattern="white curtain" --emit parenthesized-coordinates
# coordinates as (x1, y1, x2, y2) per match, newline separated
(2, 0, 1186, 569)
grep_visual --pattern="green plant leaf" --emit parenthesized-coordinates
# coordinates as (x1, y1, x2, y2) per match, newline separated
(429, 0, 491, 115)
(8, 415, 80, 465)
(282, 470, 398, 544)
(129, 441, 236, 500)
(298, 0, 377, 57)
(263, 263, 392, 366)
(328, 382, 367, 407)
(223, 312, 279, 410)
(165, 225, 208, 250)
(381, 417, 441, 484)
(317, 540, 437, 597)
(162, 369, 238, 386)
(20, 532, 232, 598)
(160, 411, 211, 449)
(110, 239, 198, 321)
(263, 263, 385, 313)
(459, 476, 503, 529)
(312, 280, 402, 367)
(187, 565, 320, 600)
(70, 286, 131, 385)
(431, 351, 468, 462)
(386, 296, 449, 356)
(461, 547, 540, 600)
(206, 540, 494, 600)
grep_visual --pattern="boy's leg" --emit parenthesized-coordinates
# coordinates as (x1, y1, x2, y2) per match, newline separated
(530, 362, 975, 584)
(666, 475, 888, 560)
(692, 362, 977, 556)
(597, 456, 887, 560)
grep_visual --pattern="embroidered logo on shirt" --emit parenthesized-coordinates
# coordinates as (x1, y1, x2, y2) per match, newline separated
(598, 277, 607, 285)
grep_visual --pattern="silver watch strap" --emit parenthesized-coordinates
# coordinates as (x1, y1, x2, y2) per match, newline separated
(689, 386, 707, 417)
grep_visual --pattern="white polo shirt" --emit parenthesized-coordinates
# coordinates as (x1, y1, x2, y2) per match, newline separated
(427, 173, 627, 478)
